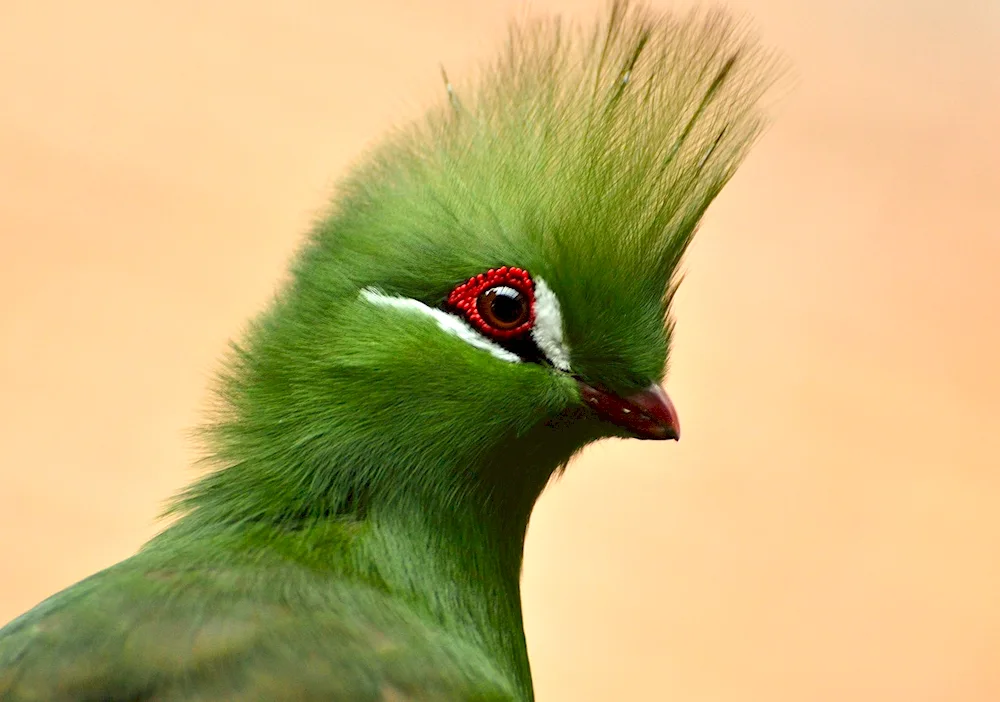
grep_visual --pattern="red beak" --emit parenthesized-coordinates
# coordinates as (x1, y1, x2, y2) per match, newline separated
(577, 380, 680, 441)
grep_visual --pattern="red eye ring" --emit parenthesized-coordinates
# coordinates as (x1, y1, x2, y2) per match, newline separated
(446, 266, 535, 339)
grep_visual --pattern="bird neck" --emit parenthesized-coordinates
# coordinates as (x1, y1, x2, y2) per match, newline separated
(165, 412, 597, 701)
(351, 421, 592, 699)
(357, 483, 539, 700)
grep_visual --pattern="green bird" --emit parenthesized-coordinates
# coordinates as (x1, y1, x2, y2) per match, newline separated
(0, 2, 777, 700)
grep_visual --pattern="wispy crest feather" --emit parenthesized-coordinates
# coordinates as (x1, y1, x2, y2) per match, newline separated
(355, 0, 779, 305)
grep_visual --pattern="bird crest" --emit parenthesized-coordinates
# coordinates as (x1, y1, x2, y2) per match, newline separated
(326, 0, 781, 389)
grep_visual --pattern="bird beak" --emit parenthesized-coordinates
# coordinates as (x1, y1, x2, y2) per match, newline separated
(577, 380, 681, 441)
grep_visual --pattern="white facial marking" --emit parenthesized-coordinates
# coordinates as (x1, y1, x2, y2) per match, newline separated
(360, 277, 573, 372)
(531, 277, 572, 372)
(359, 287, 521, 364)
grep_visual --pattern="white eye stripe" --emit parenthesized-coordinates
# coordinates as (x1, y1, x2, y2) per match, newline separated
(531, 278, 572, 372)
(360, 287, 520, 364)
(359, 276, 572, 372)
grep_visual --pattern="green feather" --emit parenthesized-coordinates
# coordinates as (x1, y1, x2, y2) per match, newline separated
(0, 2, 780, 700)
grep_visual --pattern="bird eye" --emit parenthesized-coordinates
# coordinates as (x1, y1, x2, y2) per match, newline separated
(477, 286, 530, 331)
(445, 266, 535, 339)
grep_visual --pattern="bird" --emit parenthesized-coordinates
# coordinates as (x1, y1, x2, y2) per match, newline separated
(0, 1, 778, 700)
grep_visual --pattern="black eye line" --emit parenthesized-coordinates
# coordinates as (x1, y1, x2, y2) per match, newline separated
(494, 333, 550, 367)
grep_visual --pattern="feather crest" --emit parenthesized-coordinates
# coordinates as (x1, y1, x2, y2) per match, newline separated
(344, 0, 780, 311)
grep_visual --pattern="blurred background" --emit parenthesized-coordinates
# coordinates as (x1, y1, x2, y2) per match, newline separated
(1, 0, 998, 699)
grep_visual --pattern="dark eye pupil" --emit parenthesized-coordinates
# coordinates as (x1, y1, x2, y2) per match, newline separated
(490, 290, 522, 322)
(478, 286, 528, 330)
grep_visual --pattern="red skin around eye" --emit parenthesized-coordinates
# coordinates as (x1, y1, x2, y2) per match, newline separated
(446, 266, 536, 340)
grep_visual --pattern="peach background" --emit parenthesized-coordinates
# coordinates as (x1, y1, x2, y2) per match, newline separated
(1, 0, 998, 699)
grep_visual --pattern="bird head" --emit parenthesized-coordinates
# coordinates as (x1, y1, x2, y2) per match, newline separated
(179, 1, 777, 525)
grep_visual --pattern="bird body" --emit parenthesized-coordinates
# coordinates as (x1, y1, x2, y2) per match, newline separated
(1, 526, 522, 700)
(0, 2, 777, 699)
